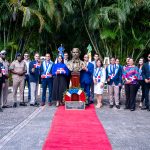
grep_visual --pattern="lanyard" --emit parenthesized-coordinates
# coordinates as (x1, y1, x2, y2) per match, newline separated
(95, 68, 102, 77)
(44, 61, 51, 74)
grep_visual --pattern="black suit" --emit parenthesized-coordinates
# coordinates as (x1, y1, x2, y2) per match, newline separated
(142, 62, 150, 108)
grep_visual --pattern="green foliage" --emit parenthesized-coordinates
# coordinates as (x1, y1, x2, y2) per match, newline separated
(0, 0, 149, 63)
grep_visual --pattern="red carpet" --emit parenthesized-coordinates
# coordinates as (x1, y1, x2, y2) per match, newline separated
(43, 105, 112, 150)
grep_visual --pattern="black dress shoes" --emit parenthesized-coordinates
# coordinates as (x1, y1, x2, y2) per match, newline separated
(109, 105, 113, 108)
(141, 106, 148, 110)
(20, 102, 27, 106)
(130, 108, 135, 111)
(13, 102, 17, 108)
(116, 105, 120, 109)
(0, 108, 3, 112)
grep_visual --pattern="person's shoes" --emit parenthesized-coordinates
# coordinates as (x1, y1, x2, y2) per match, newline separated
(109, 105, 113, 108)
(41, 102, 45, 106)
(13, 102, 17, 108)
(141, 106, 148, 110)
(30, 103, 39, 107)
(130, 108, 135, 111)
(0, 108, 3, 112)
(139, 102, 142, 108)
(124, 106, 129, 110)
(86, 103, 90, 106)
(2, 105, 12, 108)
(89, 101, 94, 104)
(48, 102, 52, 106)
(59, 102, 64, 106)
(147, 107, 150, 111)
(116, 105, 120, 109)
(34, 102, 39, 107)
(20, 102, 27, 106)
(95, 103, 102, 108)
(56, 101, 59, 107)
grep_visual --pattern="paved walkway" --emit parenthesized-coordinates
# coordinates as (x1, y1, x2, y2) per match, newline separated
(0, 88, 150, 150)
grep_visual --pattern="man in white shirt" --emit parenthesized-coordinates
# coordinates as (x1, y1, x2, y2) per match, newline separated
(23, 52, 31, 101)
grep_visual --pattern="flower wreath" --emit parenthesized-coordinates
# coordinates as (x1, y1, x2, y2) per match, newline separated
(63, 88, 87, 102)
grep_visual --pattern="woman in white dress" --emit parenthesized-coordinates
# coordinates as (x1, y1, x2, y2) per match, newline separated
(93, 59, 106, 108)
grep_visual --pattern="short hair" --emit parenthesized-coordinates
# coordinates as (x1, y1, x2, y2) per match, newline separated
(94, 53, 99, 56)
(64, 52, 68, 55)
(110, 57, 116, 60)
(34, 52, 39, 56)
(45, 53, 51, 56)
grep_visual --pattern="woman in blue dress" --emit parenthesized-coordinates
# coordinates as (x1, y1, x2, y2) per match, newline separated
(52, 55, 69, 106)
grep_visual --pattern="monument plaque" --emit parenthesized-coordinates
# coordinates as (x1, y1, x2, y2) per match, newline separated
(65, 101, 85, 110)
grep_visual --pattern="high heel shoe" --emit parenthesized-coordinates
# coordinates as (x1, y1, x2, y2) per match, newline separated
(56, 101, 59, 107)
(95, 103, 103, 108)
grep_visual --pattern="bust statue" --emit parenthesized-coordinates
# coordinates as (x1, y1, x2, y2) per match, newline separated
(67, 48, 85, 72)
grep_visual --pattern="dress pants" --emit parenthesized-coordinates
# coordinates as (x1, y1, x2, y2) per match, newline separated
(41, 78, 53, 103)
(30, 82, 38, 105)
(1, 79, 9, 106)
(125, 84, 138, 109)
(13, 78, 24, 102)
(108, 85, 119, 105)
(81, 83, 91, 104)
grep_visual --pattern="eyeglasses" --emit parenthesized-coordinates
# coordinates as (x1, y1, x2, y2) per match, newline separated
(148, 56, 150, 58)
(1, 53, 6, 56)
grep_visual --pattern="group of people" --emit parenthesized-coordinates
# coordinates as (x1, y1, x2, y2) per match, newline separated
(0, 48, 149, 112)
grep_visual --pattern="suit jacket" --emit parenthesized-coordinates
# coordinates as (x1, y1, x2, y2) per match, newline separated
(40, 60, 53, 77)
(80, 62, 94, 85)
(142, 62, 150, 80)
(29, 60, 41, 83)
(106, 64, 122, 85)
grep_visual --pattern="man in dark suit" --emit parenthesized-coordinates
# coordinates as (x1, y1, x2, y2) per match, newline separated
(80, 54, 94, 105)
(142, 53, 150, 111)
(40, 53, 53, 106)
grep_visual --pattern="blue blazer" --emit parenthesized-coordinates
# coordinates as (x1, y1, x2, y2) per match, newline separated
(29, 60, 40, 83)
(106, 64, 122, 85)
(80, 62, 94, 85)
(142, 62, 150, 80)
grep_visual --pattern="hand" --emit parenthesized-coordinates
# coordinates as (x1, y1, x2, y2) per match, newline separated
(41, 75, 45, 78)
(126, 80, 131, 84)
(94, 79, 97, 84)
(0, 73, 2, 77)
(145, 79, 149, 83)
(32, 68, 35, 73)
(47, 73, 52, 77)
(100, 83, 104, 88)
(107, 78, 110, 82)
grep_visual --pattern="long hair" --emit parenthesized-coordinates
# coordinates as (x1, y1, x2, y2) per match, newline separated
(96, 58, 103, 68)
